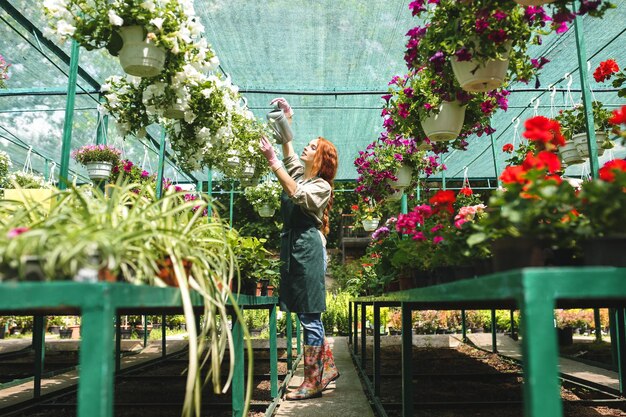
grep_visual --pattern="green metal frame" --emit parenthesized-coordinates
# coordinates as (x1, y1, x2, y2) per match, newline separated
(352, 267, 626, 417)
(0, 282, 291, 417)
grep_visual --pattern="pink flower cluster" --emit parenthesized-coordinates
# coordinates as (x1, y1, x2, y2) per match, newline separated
(454, 204, 486, 229)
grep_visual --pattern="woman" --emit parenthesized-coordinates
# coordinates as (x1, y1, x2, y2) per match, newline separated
(259, 97, 340, 400)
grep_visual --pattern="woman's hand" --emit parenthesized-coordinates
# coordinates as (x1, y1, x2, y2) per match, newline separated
(260, 136, 281, 171)
(270, 97, 294, 118)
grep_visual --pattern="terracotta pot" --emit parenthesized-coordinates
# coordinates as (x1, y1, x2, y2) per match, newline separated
(266, 285, 275, 297)
(98, 268, 117, 282)
(157, 256, 192, 287)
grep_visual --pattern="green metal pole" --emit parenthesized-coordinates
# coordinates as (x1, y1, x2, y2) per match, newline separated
(296, 317, 301, 355)
(96, 97, 108, 145)
(461, 310, 467, 343)
(348, 301, 352, 347)
(400, 193, 408, 215)
(115, 315, 121, 373)
(416, 183, 421, 202)
(231, 310, 244, 417)
(491, 309, 498, 353)
(441, 163, 446, 190)
(594, 308, 603, 342)
(491, 134, 501, 187)
(155, 128, 167, 199)
(33, 315, 45, 398)
(510, 309, 516, 340)
(616, 308, 625, 395)
(43, 159, 49, 182)
(286, 312, 293, 371)
(373, 303, 381, 396)
(353, 302, 359, 355)
(573, 2, 599, 179)
(229, 181, 235, 228)
(361, 303, 367, 368)
(161, 313, 167, 358)
(207, 170, 213, 218)
(142, 315, 148, 347)
(269, 305, 278, 397)
(401, 303, 413, 417)
(58, 40, 80, 190)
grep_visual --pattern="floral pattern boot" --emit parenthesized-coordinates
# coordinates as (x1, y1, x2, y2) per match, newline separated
(286, 345, 324, 400)
(321, 338, 340, 390)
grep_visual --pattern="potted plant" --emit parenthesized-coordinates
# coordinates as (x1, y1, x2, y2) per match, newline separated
(109, 159, 157, 192)
(243, 180, 281, 218)
(72, 144, 122, 181)
(594, 59, 625, 98)
(408, 0, 548, 92)
(352, 197, 383, 232)
(555, 101, 614, 160)
(4, 170, 54, 211)
(101, 75, 153, 138)
(0, 150, 12, 189)
(0, 53, 10, 89)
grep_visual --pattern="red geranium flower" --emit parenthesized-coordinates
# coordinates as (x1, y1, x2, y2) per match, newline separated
(609, 105, 626, 125)
(598, 159, 626, 182)
(593, 59, 620, 83)
(500, 165, 527, 184)
(429, 190, 456, 214)
(351, 205, 359, 211)
(458, 187, 473, 196)
(523, 116, 566, 149)
(502, 143, 514, 153)
(522, 151, 561, 174)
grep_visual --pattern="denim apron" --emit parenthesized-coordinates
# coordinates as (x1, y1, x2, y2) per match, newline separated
(278, 191, 326, 313)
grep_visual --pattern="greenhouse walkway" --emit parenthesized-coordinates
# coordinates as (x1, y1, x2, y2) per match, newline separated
(467, 333, 620, 392)
(275, 336, 375, 417)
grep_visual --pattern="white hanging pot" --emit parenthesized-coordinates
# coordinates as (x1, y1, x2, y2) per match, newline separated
(164, 101, 185, 119)
(572, 132, 607, 158)
(226, 155, 240, 168)
(362, 218, 380, 232)
(451, 41, 512, 92)
(514, 0, 555, 5)
(386, 188, 404, 202)
(420, 101, 466, 142)
(417, 142, 432, 151)
(257, 204, 275, 218)
(558, 141, 584, 167)
(242, 163, 256, 178)
(117, 25, 166, 77)
(388, 164, 413, 189)
(85, 161, 113, 180)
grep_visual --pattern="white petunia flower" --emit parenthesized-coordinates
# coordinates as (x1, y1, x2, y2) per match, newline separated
(140, 0, 156, 12)
(56, 19, 76, 36)
(150, 17, 164, 30)
(108, 10, 124, 26)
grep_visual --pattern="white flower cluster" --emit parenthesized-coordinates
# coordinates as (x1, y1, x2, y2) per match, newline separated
(0, 150, 12, 188)
(243, 181, 282, 211)
(7, 171, 47, 189)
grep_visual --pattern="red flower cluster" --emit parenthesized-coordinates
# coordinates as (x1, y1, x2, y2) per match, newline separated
(522, 116, 566, 150)
(458, 187, 473, 196)
(598, 159, 626, 182)
(502, 143, 514, 153)
(500, 151, 562, 185)
(429, 190, 456, 214)
(610, 105, 626, 126)
(593, 59, 620, 83)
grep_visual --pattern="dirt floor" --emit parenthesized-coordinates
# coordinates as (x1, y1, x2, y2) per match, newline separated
(7, 348, 295, 417)
(365, 343, 626, 417)
(560, 341, 615, 367)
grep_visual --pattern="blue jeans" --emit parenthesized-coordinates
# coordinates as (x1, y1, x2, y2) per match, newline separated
(298, 312, 325, 346)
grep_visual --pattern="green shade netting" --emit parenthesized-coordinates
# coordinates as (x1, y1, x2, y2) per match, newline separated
(0, 0, 625, 182)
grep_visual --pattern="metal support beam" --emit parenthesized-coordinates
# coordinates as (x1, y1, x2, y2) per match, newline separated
(33, 315, 45, 398)
(491, 309, 498, 353)
(229, 181, 235, 228)
(373, 303, 381, 397)
(595, 308, 603, 342)
(161, 313, 167, 358)
(155, 128, 166, 199)
(269, 305, 278, 397)
(96, 96, 108, 145)
(58, 40, 80, 190)
(286, 313, 293, 371)
(490, 134, 501, 187)
(461, 309, 467, 343)
(361, 303, 366, 369)
(401, 303, 413, 417)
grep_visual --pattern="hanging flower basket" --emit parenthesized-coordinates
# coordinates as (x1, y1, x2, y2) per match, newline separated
(417, 142, 432, 151)
(420, 101, 466, 142)
(257, 204, 275, 218)
(85, 161, 113, 180)
(386, 188, 404, 202)
(558, 141, 585, 167)
(388, 164, 413, 189)
(242, 163, 256, 178)
(164, 101, 185, 119)
(451, 42, 512, 92)
(117, 25, 166, 78)
(572, 132, 607, 158)
(514, 0, 555, 5)
(227, 155, 240, 168)
(362, 218, 380, 232)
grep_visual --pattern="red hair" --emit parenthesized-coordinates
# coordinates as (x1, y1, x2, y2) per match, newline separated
(311, 137, 338, 235)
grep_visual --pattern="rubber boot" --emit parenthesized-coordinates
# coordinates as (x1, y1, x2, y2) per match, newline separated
(286, 345, 323, 400)
(321, 338, 340, 390)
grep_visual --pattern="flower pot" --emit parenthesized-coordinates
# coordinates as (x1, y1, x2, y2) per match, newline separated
(558, 141, 584, 166)
(572, 131, 607, 158)
(48, 325, 61, 335)
(515, 0, 555, 5)
(388, 164, 413, 189)
(226, 155, 240, 167)
(451, 42, 512, 92)
(386, 188, 404, 201)
(583, 235, 626, 267)
(266, 285, 274, 297)
(0, 326, 5, 339)
(398, 272, 413, 290)
(84, 161, 113, 180)
(4, 188, 54, 211)
(362, 218, 380, 232)
(491, 237, 545, 272)
(242, 164, 256, 178)
(69, 324, 81, 339)
(10, 327, 22, 336)
(59, 329, 73, 339)
(164, 101, 185, 119)
(117, 25, 166, 77)
(257, 204, 275, 218)
(420, 101, 466, 142)
(417, 142, 432, 151)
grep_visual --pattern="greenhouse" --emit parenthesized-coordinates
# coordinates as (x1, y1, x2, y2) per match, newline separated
(0, 0, 626, 416)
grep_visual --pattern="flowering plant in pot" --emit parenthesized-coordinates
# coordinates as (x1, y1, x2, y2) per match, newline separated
(243, 181, 281, 218)
(221, 111, 271, 181)
(43, 0, 207, 77)
(72, 144, 122, 180)
(382, 67, 507, 148)
(469, 117, 581, 270)
(0, 53, 10, 89)
(594, 59, 625, 98)
(407, 0, 548, 92)
(6, 171, 47, 189)
(101, 76, 153, 138)
(109, 159, 156, 190)
(351, 196, 383, 231)
(554, 101, 614, 158)
(0, 150, 12, 188)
